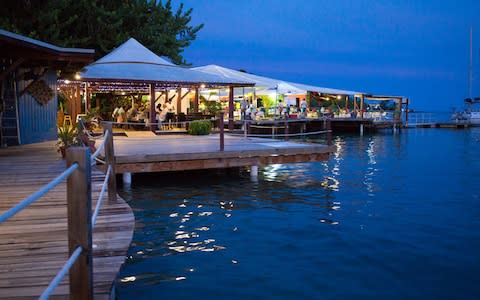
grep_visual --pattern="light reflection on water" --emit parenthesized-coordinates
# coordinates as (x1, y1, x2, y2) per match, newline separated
(116, 128, 480, 300)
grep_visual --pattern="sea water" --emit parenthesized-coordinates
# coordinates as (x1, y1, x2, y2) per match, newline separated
(115, 127, 480, 300)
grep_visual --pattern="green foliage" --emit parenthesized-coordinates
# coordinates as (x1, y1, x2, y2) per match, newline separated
(56, 124, 80, 149)
(188, 120, 211, 135)
(201, 100, 222, 115)
(0, 0, 203, 65)
(257, 95, 275, 109)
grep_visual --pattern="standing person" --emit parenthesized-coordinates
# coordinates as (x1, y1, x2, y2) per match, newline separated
(165, 99, 175, 129)
(285, 103, 290, 119)
(240, 98, 248, 121)
(300, 98, 307, 118)
(300, 98, 308, 114)
(112, 105, 125, 125)
(277, 100, 284, 119)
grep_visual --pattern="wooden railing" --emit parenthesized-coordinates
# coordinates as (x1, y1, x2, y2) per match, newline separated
(0, 123, 116, 300)
(229, 117, 333, 145)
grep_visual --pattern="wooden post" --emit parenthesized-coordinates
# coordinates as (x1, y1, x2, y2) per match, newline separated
(75, 84, 81, 117)
(405, 98, 409, 127)
(176, 88, 182, 114)
(219, 112, 224, 151)
(103, 122, 117, 203)
(360, 94, 365, 118)
(194, 87, 199, 113)
(149, 84, 156, 132)
(284, 118, 289, 141)
(228, 86, 234, 131)
(326, 118, 332, 146)
(85, 83, 91, 113)
(394, 98, 402, 126)
(66, 147, 93, 300)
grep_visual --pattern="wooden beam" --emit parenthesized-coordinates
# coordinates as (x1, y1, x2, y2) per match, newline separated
(0, 58, 25, 81)
(360, 94, 364, 118)
(149, 84, 156, 131)
(176, 88, 182, 114)
(194, 87, 199, 113)
(228, 86, 234, 131)
(114, 153, 330, 174)
(66, 147, 93, 300)
(85, 82, 91, 113)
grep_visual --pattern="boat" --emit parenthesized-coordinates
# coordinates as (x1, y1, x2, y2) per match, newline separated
(453, 97, 480, 125)
(452, 27, 480, 126)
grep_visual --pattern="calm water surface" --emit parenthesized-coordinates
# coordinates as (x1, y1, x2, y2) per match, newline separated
(116, 128, 480, 300)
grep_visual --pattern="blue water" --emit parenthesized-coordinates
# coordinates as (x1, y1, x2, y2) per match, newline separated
(115, 128, 480, 300)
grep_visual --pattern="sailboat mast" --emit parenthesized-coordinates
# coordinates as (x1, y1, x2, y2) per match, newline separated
(468, 26, 473, 99)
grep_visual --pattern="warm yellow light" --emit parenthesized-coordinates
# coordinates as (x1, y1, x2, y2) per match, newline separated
(74, 73, 81, 80)
(336, 95, 342, 100)
(64, 79, 71, 84)
(121, 92, 126, 95)
(200, 84, 206, 89)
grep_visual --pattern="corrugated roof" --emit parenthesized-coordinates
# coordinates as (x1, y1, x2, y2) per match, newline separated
(81, 39, 253, 86)
(0, 29, 94, 54)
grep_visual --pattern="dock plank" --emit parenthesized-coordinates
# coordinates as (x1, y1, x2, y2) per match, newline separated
(103, 134, 335, 173)
(0, 142, 134, 299)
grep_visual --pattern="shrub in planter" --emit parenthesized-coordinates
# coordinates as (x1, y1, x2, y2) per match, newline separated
(188, 120, 212, 135)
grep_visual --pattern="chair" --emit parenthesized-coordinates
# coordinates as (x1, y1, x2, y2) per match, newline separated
(177, 113, 186, 128)
(63, 115, 73, 127)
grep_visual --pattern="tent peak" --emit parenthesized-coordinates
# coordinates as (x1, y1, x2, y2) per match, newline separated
(92, 37, 175, 66)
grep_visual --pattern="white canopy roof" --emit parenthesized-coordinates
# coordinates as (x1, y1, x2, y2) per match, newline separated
(192, 64, 360, 96)
(80, 39, 253, 86)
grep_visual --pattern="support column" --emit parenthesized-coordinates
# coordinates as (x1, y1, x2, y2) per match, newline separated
(176, 88, 182, 114)
(85, 83, 91, 113)
(194, 86, 199, 113)
(250, 165, 258, 181)
(228, 86, 234, 131)
(360, 123, 364, 136)
(405, 98, 409, 127)
(219, 112, 224, 151)
(360, 94, 365, 118)
(73, 84, 81, 118)
(123, 172, 132, 186)
(149, 84, 156, 131)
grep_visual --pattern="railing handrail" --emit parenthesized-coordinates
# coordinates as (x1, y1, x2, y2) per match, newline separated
(0, 125, 116, 299)
(39, 246, 83, 300)
(0, 163, 79, 223)
(227, 130, 331, 138)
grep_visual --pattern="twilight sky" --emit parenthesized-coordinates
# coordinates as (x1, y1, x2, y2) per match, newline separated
(176, 0, 480, 111)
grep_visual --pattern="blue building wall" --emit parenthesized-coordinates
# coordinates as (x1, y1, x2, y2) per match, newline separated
(17, 69, 57, 144)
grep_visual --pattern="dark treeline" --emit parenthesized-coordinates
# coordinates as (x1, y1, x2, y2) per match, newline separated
(0, 0, 203, 65)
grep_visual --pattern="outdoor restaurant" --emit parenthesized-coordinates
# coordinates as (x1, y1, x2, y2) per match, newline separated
(56, 38, 409, 134)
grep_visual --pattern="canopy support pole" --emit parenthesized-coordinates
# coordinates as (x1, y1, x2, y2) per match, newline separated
(149, 84, 156, 132)
(194, 87, 199, 113)
(228, 86, 234, 131)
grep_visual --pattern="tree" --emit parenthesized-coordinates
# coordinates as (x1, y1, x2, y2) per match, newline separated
(0, 0, 203, 65)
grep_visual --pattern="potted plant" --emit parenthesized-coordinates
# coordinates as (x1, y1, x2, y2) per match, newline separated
(56, 124, 79, 158)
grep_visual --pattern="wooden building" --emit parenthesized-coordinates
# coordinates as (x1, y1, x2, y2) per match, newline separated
(0, 29, 94, 146)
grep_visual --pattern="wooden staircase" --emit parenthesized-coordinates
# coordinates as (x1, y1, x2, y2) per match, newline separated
(1, 76, 19, 146)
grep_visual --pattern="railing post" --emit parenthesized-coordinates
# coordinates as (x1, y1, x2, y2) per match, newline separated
(103, 122, 117, 203)
(284, 119, 289, 141)
(66, 147, 93, 300)
(326, 118, 332, 146)
(219, 112, 224, 151)
(244, 119, 247, 139)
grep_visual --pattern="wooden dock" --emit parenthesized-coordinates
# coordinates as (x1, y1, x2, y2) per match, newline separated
(106, 134, 335, 174)
(0, 142, 134, 299)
